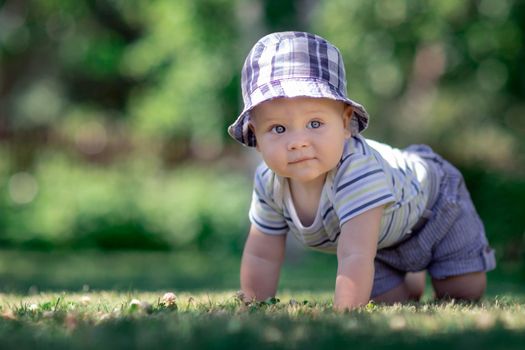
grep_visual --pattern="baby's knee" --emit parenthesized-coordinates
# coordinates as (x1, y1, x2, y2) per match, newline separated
(405, 271, 426, 300)
(432, 271, 487, 301)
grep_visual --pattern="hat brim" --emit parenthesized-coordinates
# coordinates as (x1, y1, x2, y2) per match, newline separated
(228, 78, 369, 147)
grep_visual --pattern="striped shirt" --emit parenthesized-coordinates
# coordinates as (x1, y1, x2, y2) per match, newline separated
(249, 135, 440, 252)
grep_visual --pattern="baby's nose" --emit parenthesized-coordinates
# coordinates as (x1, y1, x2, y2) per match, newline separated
(287, 132, 309, 150)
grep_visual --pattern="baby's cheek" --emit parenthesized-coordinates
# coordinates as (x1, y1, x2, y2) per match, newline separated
(260, 149, 276, 164)
(324, 144, 345, 166)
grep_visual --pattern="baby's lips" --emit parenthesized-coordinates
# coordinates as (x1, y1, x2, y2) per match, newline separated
(289, 156, 314, 164)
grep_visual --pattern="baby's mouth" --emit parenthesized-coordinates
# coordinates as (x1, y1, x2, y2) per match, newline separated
(289, 156, 314, 164)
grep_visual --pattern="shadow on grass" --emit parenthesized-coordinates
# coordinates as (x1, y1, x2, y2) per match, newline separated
(1, 311, 525, 350)
(0, 249, 340, 294)
(1, 250, 524, 350)
(0, 249, 523, 300)
(0, 249, 241, 293)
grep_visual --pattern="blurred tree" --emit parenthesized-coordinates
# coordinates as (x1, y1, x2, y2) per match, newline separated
(0, 0, 244, 166)
(0, 0, 523, 258)
(312, 0, 524, 174)
(2, 0, 522, 173)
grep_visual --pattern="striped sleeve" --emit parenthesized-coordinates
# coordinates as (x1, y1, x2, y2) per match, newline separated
(248, 164, 288, 235)
(333, 148, 395, 226)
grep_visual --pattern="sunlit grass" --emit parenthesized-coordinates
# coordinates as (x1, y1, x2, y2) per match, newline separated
(2, 291, 524, 328)
(1, 249, 524, 349)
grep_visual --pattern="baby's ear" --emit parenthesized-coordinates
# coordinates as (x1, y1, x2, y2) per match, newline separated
(248, 122, 260, 151)
(342, 105, 354, 138)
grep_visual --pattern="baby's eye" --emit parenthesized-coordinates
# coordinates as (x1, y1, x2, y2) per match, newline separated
(308, 120, 322, 129)
(271, 125, 286, 134)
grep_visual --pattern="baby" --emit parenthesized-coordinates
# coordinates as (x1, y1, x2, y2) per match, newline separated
(228, 32, 495, 310)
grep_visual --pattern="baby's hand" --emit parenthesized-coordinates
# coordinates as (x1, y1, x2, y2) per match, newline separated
(235, 290, 254, 305)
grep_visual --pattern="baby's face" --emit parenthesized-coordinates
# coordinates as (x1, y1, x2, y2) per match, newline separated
(250, 97, 352, 186)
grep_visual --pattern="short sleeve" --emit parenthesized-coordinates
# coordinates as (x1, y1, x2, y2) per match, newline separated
(248, 164, 289, 235)
(333, 139, 395, 226)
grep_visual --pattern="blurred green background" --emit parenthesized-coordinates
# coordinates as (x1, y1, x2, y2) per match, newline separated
(0, 0, 524, 291)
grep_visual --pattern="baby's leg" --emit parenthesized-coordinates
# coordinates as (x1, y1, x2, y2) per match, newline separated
(373, 271, 426, 304)
(431, 271, 486, 301)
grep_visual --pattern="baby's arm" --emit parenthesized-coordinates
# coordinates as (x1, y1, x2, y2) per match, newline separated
(240, 224, 286, 301)
(334, 205, 384, 311)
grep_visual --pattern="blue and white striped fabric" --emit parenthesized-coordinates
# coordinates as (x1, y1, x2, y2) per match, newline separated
(249, 135, 438, 251)
(228, 31, 369, 147)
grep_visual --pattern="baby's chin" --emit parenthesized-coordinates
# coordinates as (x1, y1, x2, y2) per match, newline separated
(285, 171, 328, 186)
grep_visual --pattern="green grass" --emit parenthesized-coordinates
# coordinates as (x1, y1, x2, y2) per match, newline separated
(0, 249, 342, 293)
(1, 250, 524, 349)
(1, 291, 525, 349)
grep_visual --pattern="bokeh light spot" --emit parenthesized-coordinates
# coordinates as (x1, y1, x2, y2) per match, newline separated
(374, 0, 407, 26)
(476, 59, 508, 92)
(8, 172, 39, 205)
(75, 121, 108, 155)
(367, 61, 403, 97)
(478, 0, 511, 20)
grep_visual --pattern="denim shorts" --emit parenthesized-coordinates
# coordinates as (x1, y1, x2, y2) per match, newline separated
(371, 146, 496, 298)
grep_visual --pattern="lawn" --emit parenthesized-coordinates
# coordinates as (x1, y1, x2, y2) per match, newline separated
(1, 250, 524, 349)
(1, 291, 524, 349)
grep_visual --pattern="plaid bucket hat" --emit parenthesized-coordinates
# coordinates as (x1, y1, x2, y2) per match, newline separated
(228, 31, 369, 147)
